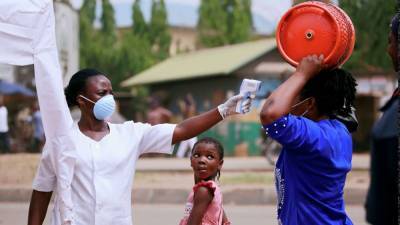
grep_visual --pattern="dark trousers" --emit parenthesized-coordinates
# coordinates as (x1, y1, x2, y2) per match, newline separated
(0, 132, 10, 153)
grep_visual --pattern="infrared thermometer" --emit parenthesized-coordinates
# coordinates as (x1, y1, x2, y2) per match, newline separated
(235, 79, 261, 113)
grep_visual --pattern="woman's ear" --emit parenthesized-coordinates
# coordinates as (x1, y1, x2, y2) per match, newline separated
(308, 97, 322, 118)
(76, 95, 84, 108)
(308, 97, 316, 108)
(307, 97, 317, 112)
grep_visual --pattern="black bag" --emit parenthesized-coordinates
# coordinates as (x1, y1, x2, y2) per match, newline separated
(333, 106, 358, 133)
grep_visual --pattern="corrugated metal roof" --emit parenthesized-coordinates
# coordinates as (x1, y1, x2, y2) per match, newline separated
(121, 38, 276, 87)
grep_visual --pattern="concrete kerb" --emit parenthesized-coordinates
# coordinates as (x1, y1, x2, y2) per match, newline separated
(133, 155, 370, 173)
(0, 155, 370, 205)
(0, 186, 367, 205)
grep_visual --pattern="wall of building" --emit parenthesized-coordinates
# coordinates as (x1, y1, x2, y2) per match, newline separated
(54, 1, 79, 86)
(169, 26, 198, 56)
(0, 64, 15, 83)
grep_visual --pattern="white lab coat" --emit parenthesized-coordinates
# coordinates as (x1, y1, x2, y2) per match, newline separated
(33, 122, 176, 225)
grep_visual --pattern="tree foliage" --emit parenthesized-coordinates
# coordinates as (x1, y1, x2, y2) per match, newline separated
(149, 0, 171, 60)
(132, 0, 148, 38)
(100, 0, 117, 44)
(226, 0, 252, 44)
(79, 0, 97, 69)
(115, 33, 155, 88)
(340, 0, 397, 71)
(198, 0, 228, 47)
(80, 0, 96, 24)
(198, 0, 252, 47)
(79, 0, 160, 91)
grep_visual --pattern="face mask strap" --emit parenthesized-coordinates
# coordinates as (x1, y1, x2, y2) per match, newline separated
(301, 108, 310, 117)
(79, 95, 95, 104)
(291, 97, 312, 109)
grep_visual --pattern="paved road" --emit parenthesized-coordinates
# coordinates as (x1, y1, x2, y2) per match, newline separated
(0, 203, 368, 225)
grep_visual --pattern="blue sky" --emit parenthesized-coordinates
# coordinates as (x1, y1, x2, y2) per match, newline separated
(70, 0, 293, 34)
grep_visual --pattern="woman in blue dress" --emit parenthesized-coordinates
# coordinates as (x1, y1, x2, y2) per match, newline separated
(260, 55, 357, 225)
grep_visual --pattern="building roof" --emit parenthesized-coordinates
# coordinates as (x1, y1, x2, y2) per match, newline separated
(121, 39, 277, 87)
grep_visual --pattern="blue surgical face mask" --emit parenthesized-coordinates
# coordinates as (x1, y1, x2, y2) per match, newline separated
(79, 94, 116, 120)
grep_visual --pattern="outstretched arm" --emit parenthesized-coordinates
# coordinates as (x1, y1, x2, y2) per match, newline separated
(173, 108, 222, 144)
(172, 95, 251, 144)
(260, 55, 323, 126)
(28, 190, 52, 225)
(0, 2, 76, 224)
(186, 186, 214, 225)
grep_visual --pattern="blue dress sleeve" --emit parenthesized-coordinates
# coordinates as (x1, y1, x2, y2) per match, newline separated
(263, 114, 323, 152)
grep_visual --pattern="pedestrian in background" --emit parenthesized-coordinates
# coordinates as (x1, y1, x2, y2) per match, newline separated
(31, 101, 45, 153)
(176, 94, 198, 158)
(0, 95, 10, 153)
(146, 95, 173, 125)
(365, 12, 399, 225)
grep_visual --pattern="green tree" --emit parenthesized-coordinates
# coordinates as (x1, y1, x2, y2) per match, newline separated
(86, 0, 119, 89)
(132, 0, 148, 38)
(78, 0, 157, 92)
(198, 0, 228, 47)
(115, 33, 156, 88)
(80, 0, 120, 89)
(114, 0, 157, 90)
(80, 0, 96, 24)
(149, 0, 171, 60)
(340, 0, 397, 71)
(243, 0, 253, 28)
(79, 0, 97, 68)
(226, 0, 252, 44)
(101, 0, 117, 45)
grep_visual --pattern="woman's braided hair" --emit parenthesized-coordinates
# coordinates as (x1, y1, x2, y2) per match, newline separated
(300, 68, 357, 117)
(64, 68, 104, 107)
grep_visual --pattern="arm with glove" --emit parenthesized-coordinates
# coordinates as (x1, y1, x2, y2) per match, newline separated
(172, 94, 252, 144)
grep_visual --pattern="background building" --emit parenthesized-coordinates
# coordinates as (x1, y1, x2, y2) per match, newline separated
(121, 38, 293, 156)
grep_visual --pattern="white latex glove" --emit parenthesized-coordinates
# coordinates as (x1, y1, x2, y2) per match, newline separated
(217, 94, 253, 119)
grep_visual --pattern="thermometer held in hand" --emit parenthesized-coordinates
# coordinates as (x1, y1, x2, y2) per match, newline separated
(235, 79, 261, 114)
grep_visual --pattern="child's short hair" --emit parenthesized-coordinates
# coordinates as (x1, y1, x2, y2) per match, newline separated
(192, 137, 224, 161)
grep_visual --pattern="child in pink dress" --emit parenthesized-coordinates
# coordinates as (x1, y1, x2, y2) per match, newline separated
(179, 137, 231, 225)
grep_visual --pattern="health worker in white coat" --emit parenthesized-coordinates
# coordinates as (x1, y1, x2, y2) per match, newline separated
(28, 68, 252, 225)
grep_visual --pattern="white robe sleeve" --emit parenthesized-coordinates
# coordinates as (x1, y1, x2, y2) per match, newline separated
(32, 143, 56, 192)
(0, 1, 76, 224)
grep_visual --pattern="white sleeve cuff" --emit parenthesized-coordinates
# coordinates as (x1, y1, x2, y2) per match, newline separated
(32, 177, 56, 192)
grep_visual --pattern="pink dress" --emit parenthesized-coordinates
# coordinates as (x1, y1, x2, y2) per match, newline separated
(179, 180, 223, 225)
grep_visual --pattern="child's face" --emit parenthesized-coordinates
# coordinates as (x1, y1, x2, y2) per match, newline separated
(190, 143, 223, 181)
